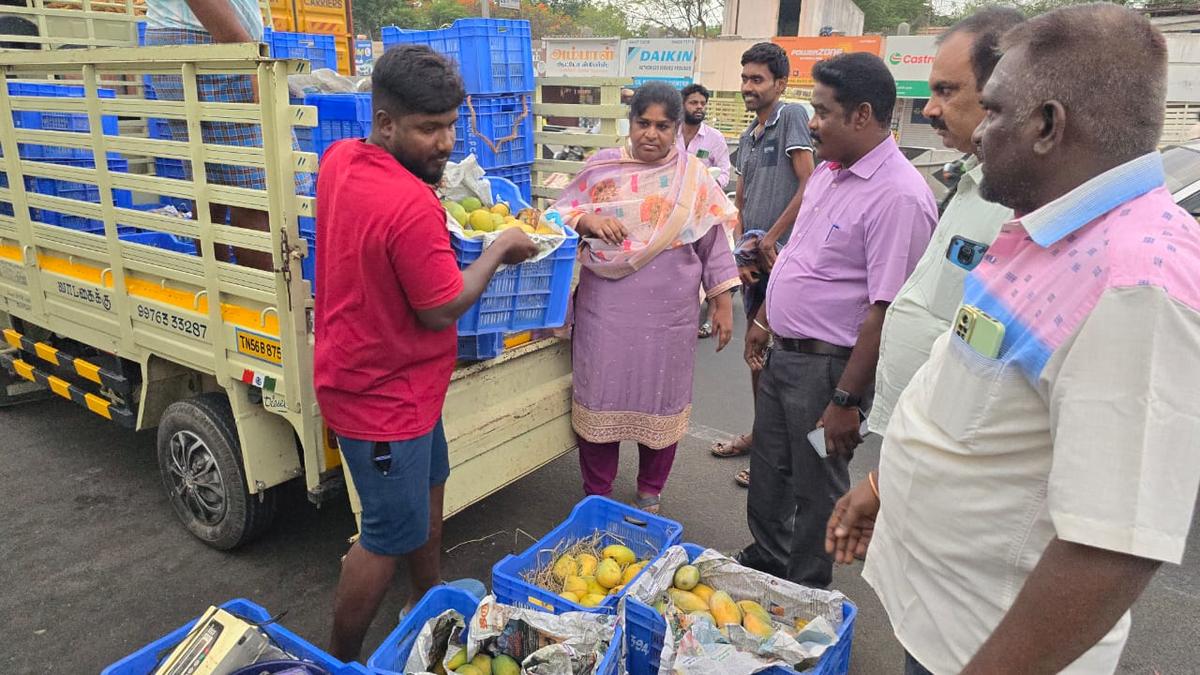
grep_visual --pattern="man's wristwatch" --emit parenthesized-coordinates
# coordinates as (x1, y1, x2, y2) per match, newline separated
(831, 388, 861, 408)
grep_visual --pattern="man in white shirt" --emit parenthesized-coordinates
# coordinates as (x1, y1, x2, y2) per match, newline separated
(869, 6, 1023, 434)
(828, 5, 1200, 673)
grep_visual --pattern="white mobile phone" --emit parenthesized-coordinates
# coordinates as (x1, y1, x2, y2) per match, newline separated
(808, 412, 869, 458)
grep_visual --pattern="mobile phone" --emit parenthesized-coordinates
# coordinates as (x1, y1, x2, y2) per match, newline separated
(808, 409, 869, 458)
(954, 305, 1005, 358)
(946, 235, 989, 271)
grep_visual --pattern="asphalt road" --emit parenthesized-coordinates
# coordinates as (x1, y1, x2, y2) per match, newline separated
(1, 302, 1197, 673)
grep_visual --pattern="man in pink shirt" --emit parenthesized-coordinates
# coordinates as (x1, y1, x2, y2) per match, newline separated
(676, 83, 732, 189)
(736, 52, 937, 587)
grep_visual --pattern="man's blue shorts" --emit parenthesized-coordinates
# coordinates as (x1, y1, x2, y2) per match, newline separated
(338, 419, 450, 556)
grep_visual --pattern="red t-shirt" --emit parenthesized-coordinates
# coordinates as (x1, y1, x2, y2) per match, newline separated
(313, 139, 463, 441)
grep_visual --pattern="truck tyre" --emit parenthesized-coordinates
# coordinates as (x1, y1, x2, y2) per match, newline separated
(156, 393, 277, 549)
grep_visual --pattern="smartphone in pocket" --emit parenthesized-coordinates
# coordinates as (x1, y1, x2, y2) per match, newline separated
(946, 235, 989, 271)
(808, 409, 869, 458)
(954, 305, 1006, 359)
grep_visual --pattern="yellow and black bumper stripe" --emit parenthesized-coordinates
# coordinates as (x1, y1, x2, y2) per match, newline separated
(0, 351, 134, 427)
(2, 328, 131, 395)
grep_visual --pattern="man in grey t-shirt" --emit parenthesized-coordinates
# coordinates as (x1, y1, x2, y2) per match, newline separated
(711, 43, 815, 481)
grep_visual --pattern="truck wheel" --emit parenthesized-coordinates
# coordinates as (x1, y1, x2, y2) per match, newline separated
(156, 393, 276, 549)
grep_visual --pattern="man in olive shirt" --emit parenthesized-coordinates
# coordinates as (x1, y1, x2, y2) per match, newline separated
(870, 7, 1023, 434)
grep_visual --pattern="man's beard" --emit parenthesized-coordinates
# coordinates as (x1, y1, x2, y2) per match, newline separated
(685, 111, 705, 125)
(401, 155, 448, 185)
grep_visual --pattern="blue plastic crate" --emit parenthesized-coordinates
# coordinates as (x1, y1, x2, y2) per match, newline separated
(101, 598, 370, 675)
(624, 543, 857, 675)
(454, 93, 535, 169)
(458, 332, 504, 361)
(119, 230, 197, 255)
(300, 224, 316, 291)
(486, 163, 532, 203)
(18, 156, 132, 230)
(306, 92, 371, 158)
(452, 175, 568, 335)
(367, 585, 622, 675)
(491, 496, 683, 616)
(266, 29, 339, 71)
(485, 175, 526, 211)
(295, 125, 315, 154)
(7, 82, 118, 161)
(368, 585, 478, 675)
(382, 19, 534, 95)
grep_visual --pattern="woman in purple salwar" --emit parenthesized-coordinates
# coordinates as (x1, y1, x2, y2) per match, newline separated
(548, 83, 741, 514)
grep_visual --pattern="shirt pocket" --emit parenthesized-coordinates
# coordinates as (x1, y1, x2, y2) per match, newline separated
(930, 259, 970, 322)
(926, 334, 1010, 445)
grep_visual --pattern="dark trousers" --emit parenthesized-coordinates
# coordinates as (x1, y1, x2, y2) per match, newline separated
(740, 348, 867, 587)
(905, 652, 935, 675)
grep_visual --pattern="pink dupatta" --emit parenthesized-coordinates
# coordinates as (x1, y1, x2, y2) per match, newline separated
(548, 146, 737, 280)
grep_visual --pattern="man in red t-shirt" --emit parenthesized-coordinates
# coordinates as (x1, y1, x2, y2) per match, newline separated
(315, 45, 537, 660)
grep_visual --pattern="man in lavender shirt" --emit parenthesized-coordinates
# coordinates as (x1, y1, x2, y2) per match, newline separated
(735, 53, 937, 587)
(676, 83, 732, 189)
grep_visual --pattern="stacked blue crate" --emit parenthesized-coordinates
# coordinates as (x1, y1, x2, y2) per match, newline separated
(0, 82, 128, 229)
(382, 19, 535, 190)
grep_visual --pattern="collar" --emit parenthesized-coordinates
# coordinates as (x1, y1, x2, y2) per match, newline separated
(840, 135, 898, 180)
(681, 122, 710, 139)
(745, 101, 788, 134)
(1017, 152, 1165, 247)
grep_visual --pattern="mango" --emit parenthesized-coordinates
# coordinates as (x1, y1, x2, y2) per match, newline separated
(552, 554, 578, 582)
(443, 201, 468, 225)
(518, 224, 536, 234)
(491, 213, 505, 228)
(562, 575, 588, 596)
(584, 576, 607, 596)
(709, 591, 742, 627)
(654, 597, 668, 615)
(742, 610, 775, 638)
(667, 588, 709, 613)
(493, 655, 520, 675)
(469, 209, 496, 232)
(608, 584, 624, 596)
(491, 202, 510, 216)
(602, 544, 636, 567)
(460, 197, 483, 213)
(446, 649, 468, 670)
(579, 593, 607, 607)
(576, 553, 598, 577)
(621, 561, 647, 586)
(595, 558, 623, 589)
(559, 591, 580, 603)
(470, 654, 492, 674)
(672, 565, 700, 591)
(455, 665, 483, 675)
(462, 229, 487, 238)
(691, 583, 715, 603)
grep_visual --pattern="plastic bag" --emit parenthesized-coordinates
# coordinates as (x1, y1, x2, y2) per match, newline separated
(623, 546, 843, 674)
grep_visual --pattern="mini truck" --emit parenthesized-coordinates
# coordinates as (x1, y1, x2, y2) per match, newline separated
(0, 35, 576, 549)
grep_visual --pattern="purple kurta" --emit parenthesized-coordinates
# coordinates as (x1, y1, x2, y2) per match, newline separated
(571, 227, 739, 449)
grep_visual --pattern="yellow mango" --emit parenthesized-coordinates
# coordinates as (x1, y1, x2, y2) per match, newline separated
(602, 544, 636, 568)
(559, 591, 580, 603)
(741, 610, 775, 638)
(672, 565, 700, 591)
(470, 654, 491, 674)
(577, 553, 599, 577)
(491, 202, 510, 217)
(609, 584, 626, 596)
(584, 576, 606, 597)
(493, 655, 520, 675)
(595, 558, 623, 589)
(579, 593, 607, 607)
(621, 561, 647, 586)
(552, 554, 578, 582)
(446, 648, 468, 670)
(691, 583, 715, 603)
(468, 209, 495, 232)
(562, 575, 588, 596)
(667, 588, 709, 613)
(709, 591, 742, 627)
(455, 665, 483, 675)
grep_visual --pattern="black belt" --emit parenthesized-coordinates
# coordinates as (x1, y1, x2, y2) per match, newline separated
(775, 337, 853, 359)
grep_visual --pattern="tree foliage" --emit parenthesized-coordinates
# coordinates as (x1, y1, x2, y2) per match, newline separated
(621, 0, 723, 37)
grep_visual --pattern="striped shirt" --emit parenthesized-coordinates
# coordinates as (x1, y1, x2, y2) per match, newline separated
(146, 0, 264, 41)
(864, 152, 1200, 673)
